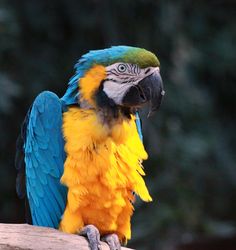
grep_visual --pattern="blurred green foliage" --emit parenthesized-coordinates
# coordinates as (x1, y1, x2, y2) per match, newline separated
(0, 0, 235, 249)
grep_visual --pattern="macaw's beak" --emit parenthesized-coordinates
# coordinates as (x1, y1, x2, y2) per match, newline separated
(122, 70, 165, 116)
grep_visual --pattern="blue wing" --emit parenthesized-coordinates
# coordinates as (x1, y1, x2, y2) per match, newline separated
(22, 91, 67, 228)
(135, 112, 143, 141)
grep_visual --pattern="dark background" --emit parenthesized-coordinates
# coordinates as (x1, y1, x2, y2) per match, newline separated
(0, 0, 236, 249)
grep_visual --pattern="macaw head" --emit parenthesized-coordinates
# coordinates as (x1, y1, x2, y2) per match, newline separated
(62, 46, 164, 117)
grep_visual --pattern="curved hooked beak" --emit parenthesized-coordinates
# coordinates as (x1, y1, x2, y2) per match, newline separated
(122, 70, 165, 116)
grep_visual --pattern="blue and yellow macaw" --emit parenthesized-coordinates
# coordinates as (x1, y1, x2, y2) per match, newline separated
(15, 46, 164, 250)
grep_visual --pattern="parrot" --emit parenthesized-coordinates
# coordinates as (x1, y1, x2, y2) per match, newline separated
(15, 46, 164, 250)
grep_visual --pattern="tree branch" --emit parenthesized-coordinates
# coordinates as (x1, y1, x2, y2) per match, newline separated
(0, 223, 134, 250)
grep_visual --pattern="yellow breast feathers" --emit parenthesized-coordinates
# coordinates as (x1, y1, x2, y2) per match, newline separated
(59, 107, 152, 242)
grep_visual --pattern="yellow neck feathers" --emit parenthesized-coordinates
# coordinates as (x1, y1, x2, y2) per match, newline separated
(79, 65, 106, 107)
(60, 108, 152, 241)
(61, 108, 151, 200)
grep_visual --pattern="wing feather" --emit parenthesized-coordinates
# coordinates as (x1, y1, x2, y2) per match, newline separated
(21, 91, 67, 228)
(135, 112, 143, 141)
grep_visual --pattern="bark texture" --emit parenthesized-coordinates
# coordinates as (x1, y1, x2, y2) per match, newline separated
(0, 223, 133, 250)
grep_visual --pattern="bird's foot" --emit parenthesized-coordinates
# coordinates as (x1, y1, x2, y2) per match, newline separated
(101, 233, 121, 250)
(79, 225, 102, 250)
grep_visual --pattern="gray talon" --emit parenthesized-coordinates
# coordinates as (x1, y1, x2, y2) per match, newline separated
(79, 225, 101, 250)
(101, 233, 121, 250)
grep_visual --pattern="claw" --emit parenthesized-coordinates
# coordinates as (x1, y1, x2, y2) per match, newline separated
(101, 233, 121, 250)
(79, 225, 102, 250)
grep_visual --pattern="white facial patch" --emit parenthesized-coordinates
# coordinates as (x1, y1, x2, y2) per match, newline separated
(103, 63, 159, 105)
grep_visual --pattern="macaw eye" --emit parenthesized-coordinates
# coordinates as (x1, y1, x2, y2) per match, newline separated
(117, 64, 127, 73)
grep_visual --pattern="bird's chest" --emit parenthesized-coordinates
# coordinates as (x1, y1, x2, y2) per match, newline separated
(61, 108, 150, 229)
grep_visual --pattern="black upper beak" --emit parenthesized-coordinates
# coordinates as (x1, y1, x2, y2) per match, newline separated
(122, 70, 164, 116)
